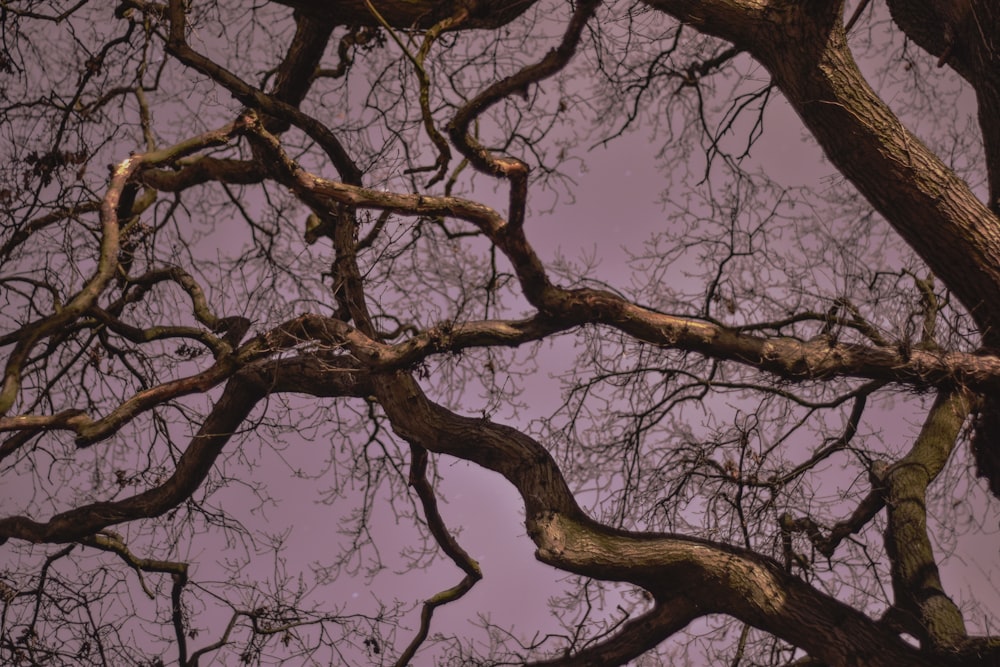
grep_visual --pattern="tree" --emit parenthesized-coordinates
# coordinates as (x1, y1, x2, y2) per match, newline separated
(2, 0, 999, 664)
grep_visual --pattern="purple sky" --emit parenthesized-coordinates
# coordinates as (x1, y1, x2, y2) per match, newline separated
(2, 2, 998, 665)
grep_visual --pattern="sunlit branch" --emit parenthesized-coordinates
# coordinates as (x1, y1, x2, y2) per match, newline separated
(8, 281, 984, 462)
(242, 113, 507, 234)
(0, 119, 243, 419)
(782, 388, 975, 644)
(71, 357, 241, 447)
(103, 265, 232, 333)
(5, 1, 1000, 664)
(87, 307, 227, 355)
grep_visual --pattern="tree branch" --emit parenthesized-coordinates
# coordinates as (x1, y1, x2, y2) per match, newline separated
(528, 600, 698, 667)
(0, 354, 369, 544)
(371, 370, 949, 666)
(876, 390, 971, 650)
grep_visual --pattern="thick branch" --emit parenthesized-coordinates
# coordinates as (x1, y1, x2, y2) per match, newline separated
(255, 311, 1000, 395)
(877, 390, 971, 650)
(885, 0, 1000, 215)
(235, 128, 1000, 394)
(371, 371, 949, 666)
(138, 157, 263, 192)
(266, 12, 335, 127)
(642, 0, 1000, 336)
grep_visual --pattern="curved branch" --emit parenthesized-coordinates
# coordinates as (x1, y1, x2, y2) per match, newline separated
(236, 125, 1000, 394)
(0, 354, 370, 544)
(393, 444, 482, 666)
(162, 0, 363, 185)
(528, 600, 698, 667)
(371, 371, 949, 666)
(0, 121, 242, 418)
(447, 0, 600, 229)
(877, 390, 971, 650)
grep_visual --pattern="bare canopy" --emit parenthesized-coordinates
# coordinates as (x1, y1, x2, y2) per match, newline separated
(2, 0, 1000, 665)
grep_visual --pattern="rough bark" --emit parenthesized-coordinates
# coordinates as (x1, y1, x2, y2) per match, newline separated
(641, 0, 1000, 333)
(371, 371, 959, 667)
(877, 391, 970, 650)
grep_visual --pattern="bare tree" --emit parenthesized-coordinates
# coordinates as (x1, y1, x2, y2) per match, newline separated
(2, 0, 1000, 664)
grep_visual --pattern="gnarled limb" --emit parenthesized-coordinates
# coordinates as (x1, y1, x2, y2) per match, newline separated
(371, 370, 963, 666)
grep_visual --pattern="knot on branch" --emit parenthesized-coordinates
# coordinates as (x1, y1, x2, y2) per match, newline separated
(527, 510, 567, 560)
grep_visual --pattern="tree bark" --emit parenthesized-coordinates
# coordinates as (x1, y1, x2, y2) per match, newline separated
(371, 371, 964, 667)
(641, 0, 1000, 333)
